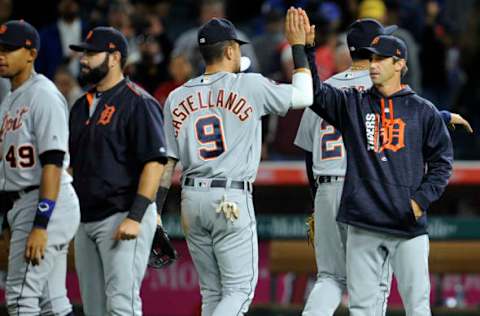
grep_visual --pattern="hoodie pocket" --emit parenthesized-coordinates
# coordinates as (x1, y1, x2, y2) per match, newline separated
(344, 178, 418, 231)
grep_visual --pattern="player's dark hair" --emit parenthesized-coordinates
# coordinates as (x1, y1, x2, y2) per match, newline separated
(199, 40, 235, 65)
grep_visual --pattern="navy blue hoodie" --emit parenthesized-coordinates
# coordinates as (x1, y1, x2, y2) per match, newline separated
(307, 48, 453, 237)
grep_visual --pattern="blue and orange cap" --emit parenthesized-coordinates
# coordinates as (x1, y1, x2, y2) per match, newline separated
(360, 35, 408, 60)
(69, 26, 128, 58)
(0, 20, 40, 51)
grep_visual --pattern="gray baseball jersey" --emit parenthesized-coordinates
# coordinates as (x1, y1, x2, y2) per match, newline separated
(164, 71, 292, 181)
(164, 71, 293, 316)
(0, 73, 72, 191)
(0, 73, 80, 315)
(294, 69, 371, 177)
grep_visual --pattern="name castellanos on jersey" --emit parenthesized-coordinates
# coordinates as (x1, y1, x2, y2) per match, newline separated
(0, 106, 29, 142)
(171, 90, 253, 136)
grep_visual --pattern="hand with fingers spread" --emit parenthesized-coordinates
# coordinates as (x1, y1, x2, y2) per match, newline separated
(25, 228, 48, 266)
(285, 7, 306, 46)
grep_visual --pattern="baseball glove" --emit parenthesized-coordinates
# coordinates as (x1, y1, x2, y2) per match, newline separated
(148, 225, 178, 269)
(306, 214, 315, 246)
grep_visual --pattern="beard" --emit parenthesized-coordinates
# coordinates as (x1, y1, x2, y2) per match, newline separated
(78, 54, 109, 86)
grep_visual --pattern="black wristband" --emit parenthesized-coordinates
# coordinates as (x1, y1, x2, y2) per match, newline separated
(127, 194, 152, 223)
(292, 44, 308, 69)
(33, 215, 49, 229)
(156, 187, 169, 215)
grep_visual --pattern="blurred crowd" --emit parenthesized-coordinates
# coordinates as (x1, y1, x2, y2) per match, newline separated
(1, 0, 479, 159)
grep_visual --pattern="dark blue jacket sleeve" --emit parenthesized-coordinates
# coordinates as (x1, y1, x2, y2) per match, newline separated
(413, 108, 454, 211)
(304, 150, 316, 200)
(129, 97, 168, 165)
(306, 46, 349, 131)
(439, 110, 451, 125)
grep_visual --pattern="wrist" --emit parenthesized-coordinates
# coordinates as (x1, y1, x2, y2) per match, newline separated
(33, 198, 56, 229)
(127, 194, 152, 223)
(292, 45, 309, 69)
(290, 41, 305, 47)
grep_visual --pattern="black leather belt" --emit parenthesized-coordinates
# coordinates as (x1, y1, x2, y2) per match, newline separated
(0, 185, 40, 204)
(184, 177, 252, 191)
(316, 176, 344, 185)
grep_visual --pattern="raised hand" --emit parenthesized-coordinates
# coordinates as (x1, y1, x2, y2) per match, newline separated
(298, 8, 316, 46)
(285, 7, 306, 46)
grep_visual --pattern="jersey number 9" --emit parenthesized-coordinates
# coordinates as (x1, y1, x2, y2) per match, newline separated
(195, 115, 226, 160)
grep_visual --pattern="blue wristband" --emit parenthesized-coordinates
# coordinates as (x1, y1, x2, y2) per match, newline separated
(33, 198, 56, 229)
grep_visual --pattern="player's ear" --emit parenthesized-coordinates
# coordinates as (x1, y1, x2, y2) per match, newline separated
(393, 58, 405, 73)
(26, 48, 37, 63)
(225, 43, 234, 61)
(110, 51, 122, 68)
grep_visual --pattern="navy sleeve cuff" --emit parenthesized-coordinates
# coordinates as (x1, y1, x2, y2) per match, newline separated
(439, 110, 451, 126)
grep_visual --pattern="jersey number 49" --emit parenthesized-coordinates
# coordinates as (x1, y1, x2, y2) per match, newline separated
(5, 144, 35, 168)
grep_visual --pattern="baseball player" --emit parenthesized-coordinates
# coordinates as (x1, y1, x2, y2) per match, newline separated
(296, 16, 473, 316)
(0, 20, 80, 315)
(301, 9, 453, 316)
(68, 27, 167, 315)
(158, 12, 313, 316)
(295, 18, 397, 316)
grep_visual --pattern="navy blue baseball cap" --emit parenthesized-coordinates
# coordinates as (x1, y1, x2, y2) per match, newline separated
(198, 18, 248, 46)
(0, 20, 40, 50)
(361, 35, 408, 60)
(70, 26, 128, 57)
(347, 19, 397, 54)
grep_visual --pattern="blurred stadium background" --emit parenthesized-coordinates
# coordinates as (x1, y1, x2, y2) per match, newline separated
(1, 0, 480, 315)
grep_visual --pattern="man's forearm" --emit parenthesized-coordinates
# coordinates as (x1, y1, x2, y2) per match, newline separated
(39, 165, 62, 201)
(127, 161, 165, 222)
(156, 158, 178, 216)
(137, 161, 165, 200)
(304, 46, 345, 129)
(290, 45, 313, 109)
(34, 165, 62, 229)
(304, 151, 316, 200)
(159, 158, 178, 190)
